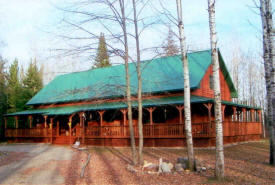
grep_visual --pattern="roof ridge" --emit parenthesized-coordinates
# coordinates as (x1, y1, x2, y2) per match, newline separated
(57, 49, 212, 78)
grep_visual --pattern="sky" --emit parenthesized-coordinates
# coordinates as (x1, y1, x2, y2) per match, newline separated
(0, 0, 267, 84)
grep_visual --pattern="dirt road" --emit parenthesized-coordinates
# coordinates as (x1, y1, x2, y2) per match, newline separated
(0, 144, 77, 185)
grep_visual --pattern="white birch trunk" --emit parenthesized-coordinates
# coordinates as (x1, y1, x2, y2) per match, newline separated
(119, 0, 137, 165)
(207, 0, 225, 179)
(131, 0, 143, 165)
(176, 0, 195, 171)
(259, 0, 275, 165)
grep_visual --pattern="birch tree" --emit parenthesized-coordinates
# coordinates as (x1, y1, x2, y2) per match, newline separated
(259, 0, 275, 166)
(176, 0, 195, 171)
(208, 0, 225, 179)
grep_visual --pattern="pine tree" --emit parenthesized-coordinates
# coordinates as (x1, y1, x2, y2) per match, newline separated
(93, 33, 111, 68)
(23, 59, 43, 104)
(0, 56, 7, 138)
(6, 59, 23, 113)
(163, 27, 179, 56)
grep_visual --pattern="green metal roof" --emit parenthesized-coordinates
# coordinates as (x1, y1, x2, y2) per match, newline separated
(26, 50, 237, 105)
(6, 95, 259, 117)
(221, 100, 261, 110)
(8, 96, 211, 116)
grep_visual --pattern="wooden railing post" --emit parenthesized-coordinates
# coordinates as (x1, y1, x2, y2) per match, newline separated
(4, 117, 7, 137)
(145, 107, 156, 125)
(78, 112, 85, 145)
(120, 109, 127, 137)
(98, 111, 105, 137)
(176, 105, 184, 124)
(57, 121, 59, 136)
(221, 104, 226, 121)
(44, 115, 48, 128)
(203, 103, 213, 137)
(232, 107, 237, 122)
(242, 108, 246, 122)
(15, 116, 18, 128)
(145, 107, 156, 136)
(98, 111, 105, 126)
(258, 110, 262, 123)
(251, 109, 255, 122)
(28, 115, 33, 128)
(203, 103, 212, 123)
(50, 118, 53, 144)
(68, 116, 72, 145)
(4, 117, 7, 129)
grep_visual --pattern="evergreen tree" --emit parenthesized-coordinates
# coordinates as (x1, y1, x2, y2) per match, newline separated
(93, 33, 111, 68)
(23, 58, 43, 103)
(162, 27, 179, 56)
(6, 59, 24, 113)
(0, 56, 7, 138)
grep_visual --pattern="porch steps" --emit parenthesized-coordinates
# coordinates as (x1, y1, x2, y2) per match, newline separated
(52, 136, 76, 145)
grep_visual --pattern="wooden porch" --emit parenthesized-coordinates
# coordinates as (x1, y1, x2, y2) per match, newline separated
(5, 121, 262, 146)
(4, 103, 263, 147)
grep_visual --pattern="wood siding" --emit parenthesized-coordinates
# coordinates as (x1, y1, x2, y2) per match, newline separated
(192, 65, 232, 101)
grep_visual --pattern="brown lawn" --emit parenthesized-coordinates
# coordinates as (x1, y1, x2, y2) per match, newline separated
(65, 140, 274, 185)
(0, 140, 273, 185)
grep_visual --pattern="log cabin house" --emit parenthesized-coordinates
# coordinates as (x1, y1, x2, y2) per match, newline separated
(4, 50, 262, 147)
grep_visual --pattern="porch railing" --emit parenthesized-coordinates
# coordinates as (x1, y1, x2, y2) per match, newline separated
(84, 122, 210, 138)
(5, 121, 262, 139)
(5, 128, 51, 137)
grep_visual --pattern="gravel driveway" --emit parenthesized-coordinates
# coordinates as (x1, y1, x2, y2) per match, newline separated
(0, 144, 77, 185)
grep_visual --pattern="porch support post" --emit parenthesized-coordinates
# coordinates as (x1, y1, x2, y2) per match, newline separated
(28, 115, 33, 128)
(146, 107, 156, 125)
(176, 105, 184, 124)
(15, 116, 18, 128)
(221, 104, 226, 121)
(203, 103, 212, 123)
(78, 112, 85, 145)
(232, 107, 237, 122)
(98, 111, 105, 126)
(242, 108, 247, 122)
(57, 121, 59, 136)
(257, 110, 262, 122)
(251, 109, 255, 122)
(69, 115, 72, 145)
(50, 118, 53, 144)
(120, 109, 127, 126)
(4, 117, 7, 129)
(44, 115, 48, 128)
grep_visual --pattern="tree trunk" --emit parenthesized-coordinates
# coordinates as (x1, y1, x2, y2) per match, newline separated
(207, 0, 225, 179)
(119, 0, 137, 165)
(176, 0, 194, 171)
(259, 0, 275, 166)
(131, 0, 143, 166)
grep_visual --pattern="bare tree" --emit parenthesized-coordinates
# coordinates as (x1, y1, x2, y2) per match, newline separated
(259, 0, 274, 166)
(119, 0, 138, 165)
(176, 0, 194, 171)
(131, 0, 143, 165)
(53, 0, 138, 165)
(208, 0, 225, 179)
